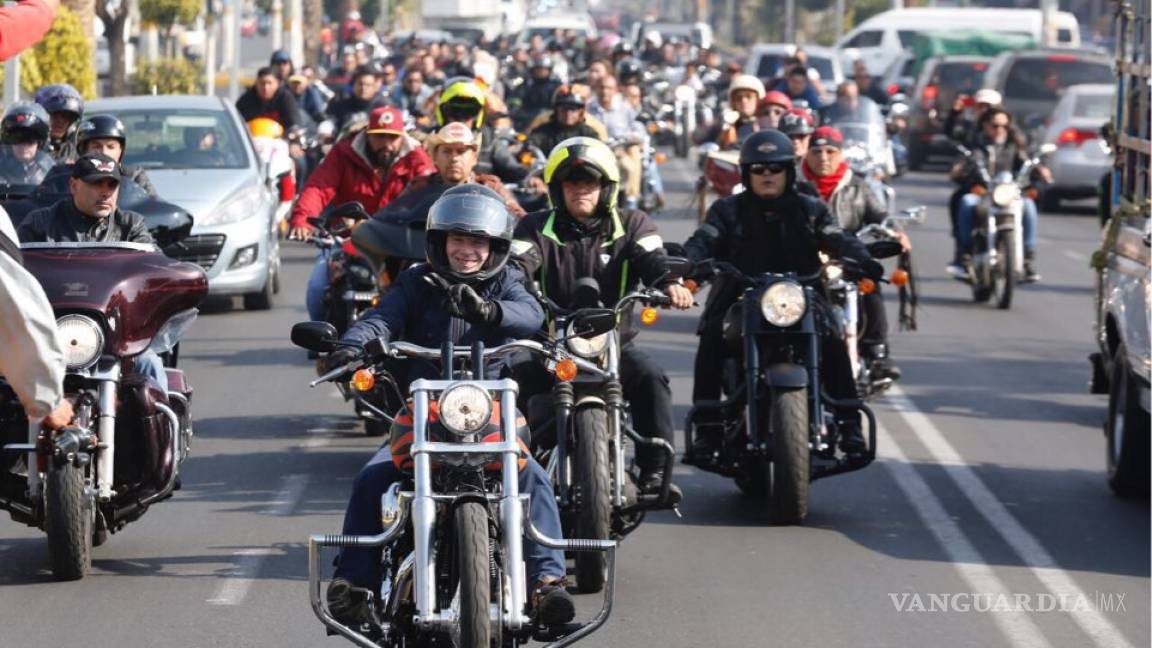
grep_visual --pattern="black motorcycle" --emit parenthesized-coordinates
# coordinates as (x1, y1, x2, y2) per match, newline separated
(682, 260, 878, 525)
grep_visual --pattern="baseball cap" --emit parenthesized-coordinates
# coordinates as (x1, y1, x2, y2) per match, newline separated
(810, 126, 844, 150)
(427, 121, 478, 152)
(72, 153, 123, 183)
(365, 106, 405, 136)
(973, 89, 1003, 106)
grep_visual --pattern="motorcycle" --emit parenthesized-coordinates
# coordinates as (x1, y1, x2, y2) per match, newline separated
(680, 260, 878, 525)
(308, 202, 380, 339)
(527, 278, 682, 594)
(824, 98, 896, 182)
(292, 321, 618, 647)
(608, 133, 665, 215)
(0, 240, 207, 580)
(952, 144, 1053, 309)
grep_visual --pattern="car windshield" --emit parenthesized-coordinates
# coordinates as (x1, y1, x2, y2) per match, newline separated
(935, 61, 988, 93)
(114, 109, 248, 170)
(1002, 58, 1113, 102)
(1073, 93, 1113, 119)
(807, 56, 835, 81)
(0, 144, 53, 189)
(756, 54, 790, 79)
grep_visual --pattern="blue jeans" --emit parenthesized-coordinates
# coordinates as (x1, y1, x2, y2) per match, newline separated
(134, 350, 168, 393)
(956, 193, 1037, 254)
(334, 446, 567, 589)
(305, 249, 330, 322)
(645, 156, 664, 196)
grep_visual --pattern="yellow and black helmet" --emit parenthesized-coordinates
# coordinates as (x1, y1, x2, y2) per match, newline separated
(436, 77, 486, 129)
(542, 136, 621, 216)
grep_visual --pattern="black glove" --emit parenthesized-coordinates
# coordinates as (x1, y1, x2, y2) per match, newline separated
(445, 283, 502, 326)
(322, 347, 358, 374)
(862, 258, 886, 282)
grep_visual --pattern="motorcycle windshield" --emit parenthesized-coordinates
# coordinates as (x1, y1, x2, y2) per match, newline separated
(0, 145, 53, 198)
(826, 99, 888, 170)
(21, 244, 208, 357)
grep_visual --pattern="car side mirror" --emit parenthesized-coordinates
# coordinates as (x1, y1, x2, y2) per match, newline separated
(291, 321, 339, 352)
(569, 308, 616, 338)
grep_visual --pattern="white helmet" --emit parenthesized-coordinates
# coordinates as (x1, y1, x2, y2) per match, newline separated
(728, 74, 766, 102)
(973, 89, 1002, 107)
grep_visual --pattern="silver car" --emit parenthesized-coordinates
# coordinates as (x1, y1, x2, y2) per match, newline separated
(1039, 83, 1114, 211)
(87, 95, 281, 310)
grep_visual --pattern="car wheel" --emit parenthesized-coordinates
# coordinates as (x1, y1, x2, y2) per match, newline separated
(243, 266, 275, 311)
(907, 140, 926, 171)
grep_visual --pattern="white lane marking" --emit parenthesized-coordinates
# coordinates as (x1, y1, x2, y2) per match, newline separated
(878, 424, 1053, 648)
(885, 386, 1136, 648)
(206, 474, 309, 606)
(1062, 249, 1088, 263)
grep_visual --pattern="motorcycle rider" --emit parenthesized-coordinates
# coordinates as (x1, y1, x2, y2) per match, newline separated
(401, 121, 525, 218)
(320, 185, 577, 628)
(390, 68, 434, 118)
(852, 60, 890, 107)
(526, 85, 606, 158)
(773, 65, 823, 111)
(682, 130, 884, 457)
(781, 107, 816, 167)
(757, 90, 793, 130)
(943, 88, 1003, 251)
(236, 67, 302, 133)
(16, 153, 170, 392)
(589, 74, 660, 209)
(799, 126, 902, 382)
(0, 103, 55, 184)
(511, 137, 693, 497)
(76, 114, 158, 197)
(34, 83, 84, 162)
(709, 74, 765, 149)
(289, 106, 436, 321)
(949, 107, 1047, 282)
(434, 77, 527, 183)
(326, 64, 388, 132)
(512, 53, 563, 130)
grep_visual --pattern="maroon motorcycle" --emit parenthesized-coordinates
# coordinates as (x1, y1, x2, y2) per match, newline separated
(0, 242, 206, 580)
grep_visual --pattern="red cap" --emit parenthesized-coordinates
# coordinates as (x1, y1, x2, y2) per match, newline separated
(366, 106, 405, 135)
(810, 126, 843, 149)
(761, 90, 793, 111)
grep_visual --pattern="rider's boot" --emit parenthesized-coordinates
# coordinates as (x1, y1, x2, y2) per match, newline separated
(864, 343, 902, 382)
(532, 576, 576, 627)
(639, 468, 683, 506)
(1023, 250, 1041, 283)
(837, 416, 867, 458)
(326, 577, 373, 626)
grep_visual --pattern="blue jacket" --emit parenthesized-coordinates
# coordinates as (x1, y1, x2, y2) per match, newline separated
(772, 79, 822, 110)
(342, 263, 544, 350)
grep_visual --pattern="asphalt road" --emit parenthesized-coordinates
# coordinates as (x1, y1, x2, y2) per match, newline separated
(1, 153, 1147, 648)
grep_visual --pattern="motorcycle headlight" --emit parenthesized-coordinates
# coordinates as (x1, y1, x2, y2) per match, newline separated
(992, 184, 1021, 207)
(759, 281, 807, 327)
(438, 383, 493, 438)
(56, 314, 104, 370)
(566, 322, 610, 359)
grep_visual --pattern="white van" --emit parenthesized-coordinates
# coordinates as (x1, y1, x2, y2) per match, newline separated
(836, 8, 1080, 75)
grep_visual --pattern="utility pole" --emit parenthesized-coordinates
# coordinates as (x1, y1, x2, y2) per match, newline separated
(205, 8, 217, 95)
(784, 0, 795, 43)
(227, 0, 241, 100)
(835, 0, 846, 41)
(288, 0, 303, 66)
(271, 0, 283, 50)
(1040, 0, 1056, 47)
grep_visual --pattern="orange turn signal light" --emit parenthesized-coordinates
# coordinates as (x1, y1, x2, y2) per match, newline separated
(971, 185, 987, 196)
(351, 368, 375, 392)
(640, 307, 660, 325)
(859, 278, 876, 295)
(647, 122, 659, 135)
(654, 152, 668, 164)
(890, 269, 909, 286)
(554, 358, 578, 382)
(519, 152, 535, 165)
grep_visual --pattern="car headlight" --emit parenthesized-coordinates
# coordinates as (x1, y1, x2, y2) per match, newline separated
(759, 281, 807, 327)
(196, 188, 265, 227)
(56, 314, 104, 370)
(992, 183, 1021, 207)
(438, 383, 493, 437)
(566, 322, 610, 359)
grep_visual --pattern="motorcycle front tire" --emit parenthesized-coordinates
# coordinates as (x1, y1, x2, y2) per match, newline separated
(573, 407, 611, 594)
(768, 387, 810, 526)
(454, 501, 493, 648)
(994, 234, 1015, 310)
(44, 463, 93, 581)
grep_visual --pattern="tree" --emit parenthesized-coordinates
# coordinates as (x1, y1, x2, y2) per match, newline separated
(132, 58, 202, 94)
(138, 0, 201, 58)
(96, 0, 132, 96)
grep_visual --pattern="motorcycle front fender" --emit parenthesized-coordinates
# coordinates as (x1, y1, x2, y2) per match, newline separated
(762, 363, 809, 388)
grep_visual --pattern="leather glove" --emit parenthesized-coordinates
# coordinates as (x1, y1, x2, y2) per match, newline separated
(322, 347, 358, 374)
(445, 283, 502, 326)
(862, 258, 886, 282)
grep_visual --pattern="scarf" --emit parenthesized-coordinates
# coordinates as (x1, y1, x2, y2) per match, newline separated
(805, 160, 849, 202)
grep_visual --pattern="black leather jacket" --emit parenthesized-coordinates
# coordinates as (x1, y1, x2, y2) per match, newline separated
(17, 198, 153, 245)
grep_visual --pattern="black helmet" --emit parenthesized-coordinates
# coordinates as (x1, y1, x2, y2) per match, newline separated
(530, 53, 554, 70)
(77, 114, 127, 153)
(1, 102, 50, 146)
(34, 84, 84, 121)
(270, 49, 292, 65)
(612, 41, 634, 57)
(615, 58, 642, 83)
(425, 184, 514, 283)
(779, 109, 815, 137)
(739, 129, 795, 166)
(551, 84, 588, 109)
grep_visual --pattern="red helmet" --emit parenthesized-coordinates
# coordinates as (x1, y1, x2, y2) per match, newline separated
(760, 90, 793, 113)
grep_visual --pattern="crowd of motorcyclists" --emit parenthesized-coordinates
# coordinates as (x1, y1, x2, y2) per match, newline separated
(0, 18, 1062, 645)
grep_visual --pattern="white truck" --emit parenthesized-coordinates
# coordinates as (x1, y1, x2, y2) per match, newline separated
(421, 0, 520, 41)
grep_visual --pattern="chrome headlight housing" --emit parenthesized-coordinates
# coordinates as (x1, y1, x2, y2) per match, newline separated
(759, 281, 807, 327)
(56, 314, 104, 370)
(566, 322, 610, 359)
(991, 183, 1021, 207)
(438, 383, 493, 438)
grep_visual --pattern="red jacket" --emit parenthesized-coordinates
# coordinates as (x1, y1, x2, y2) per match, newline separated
(290, 133, 435, 228)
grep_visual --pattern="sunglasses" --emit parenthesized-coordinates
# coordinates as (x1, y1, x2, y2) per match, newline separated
(748, 162, 788, 176)
(989, 122, 1010, 129)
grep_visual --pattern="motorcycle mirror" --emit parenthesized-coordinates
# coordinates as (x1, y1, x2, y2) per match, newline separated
(663, 242, 687, 257)
(899, 206, 927, 224)
(570, 308, 616, 339)
(866, 239, 904, 260)
(572, 277, 602, 308)
(291, 321, 340, 352)
(330, 201, 370, 222)
(663, 255, 693, 279)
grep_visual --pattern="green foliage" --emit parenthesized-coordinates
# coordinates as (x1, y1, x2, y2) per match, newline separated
(0, 7, 95, 98)
(131, 58, 203, 95)
(139, 0, 201, 31)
